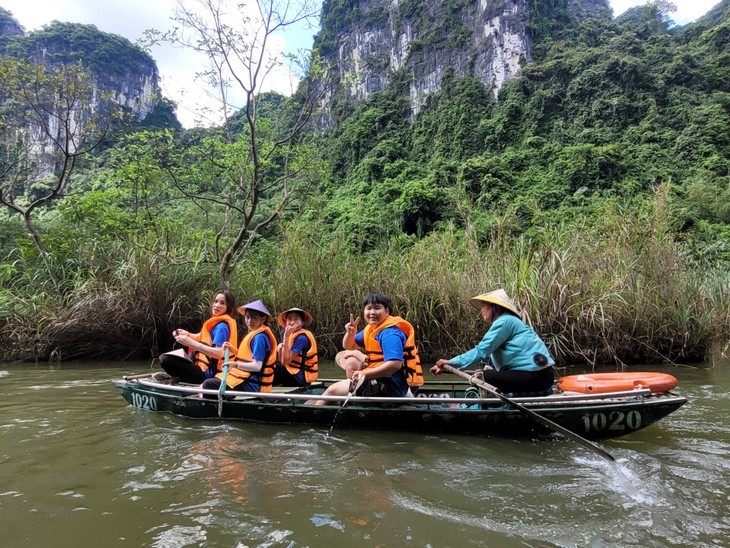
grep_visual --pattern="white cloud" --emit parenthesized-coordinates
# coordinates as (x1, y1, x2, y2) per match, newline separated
(610, 0, 718, 24)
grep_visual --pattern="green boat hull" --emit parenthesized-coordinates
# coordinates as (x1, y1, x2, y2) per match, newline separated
(114, 377, 687, 440)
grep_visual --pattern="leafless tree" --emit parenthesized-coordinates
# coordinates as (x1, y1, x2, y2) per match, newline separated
(0, 57, 116, 289)
(166, 0, 328, 284)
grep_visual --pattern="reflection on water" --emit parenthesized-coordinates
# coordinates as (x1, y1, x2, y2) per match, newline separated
(0, 360, 728, 547)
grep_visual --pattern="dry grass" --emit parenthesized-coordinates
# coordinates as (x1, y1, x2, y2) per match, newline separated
(2, 189, 728, 364)
(261, 190, 728, 366)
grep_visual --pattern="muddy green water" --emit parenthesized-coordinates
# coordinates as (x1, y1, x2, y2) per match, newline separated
(0, 359, 728, 547)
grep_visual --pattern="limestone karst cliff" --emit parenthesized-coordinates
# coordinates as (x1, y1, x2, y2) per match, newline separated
(0, 11, 162, 126)
(313, 0, 612, 128)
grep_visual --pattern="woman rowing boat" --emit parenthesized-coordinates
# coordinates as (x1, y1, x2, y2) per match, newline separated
(431, 289, 555, 394)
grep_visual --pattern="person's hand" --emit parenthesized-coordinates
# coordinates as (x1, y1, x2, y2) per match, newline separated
(349, 369, 368, 393)
(222, 341, 237, 354)
(173, 329, 188, 337)
(430, 359, 450, 375)
(175, 333, 194, 347)
(344, 314, 360, 335)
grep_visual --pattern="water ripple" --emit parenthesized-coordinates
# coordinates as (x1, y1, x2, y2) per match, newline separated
(0, 363, 727, 547)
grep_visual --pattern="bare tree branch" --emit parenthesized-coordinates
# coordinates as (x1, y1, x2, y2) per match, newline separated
(0, 57, 119, 289)
(163, 0, 327, 284)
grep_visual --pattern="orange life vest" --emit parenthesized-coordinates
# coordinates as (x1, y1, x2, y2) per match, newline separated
(224, 326, 277, 392)
(363, 316, 423, 387)
(281, 329, 319, 383)
(189, 314, 238, 374)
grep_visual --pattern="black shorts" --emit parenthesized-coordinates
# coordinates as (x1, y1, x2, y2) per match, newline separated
(273, 365, 307, 387)
(483, 366, 554, 394)
(160, 352, 208, 384)
(355, 378, 398, 397)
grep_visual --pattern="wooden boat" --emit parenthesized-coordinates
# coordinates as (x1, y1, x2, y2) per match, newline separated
(113, 374, 687, 440)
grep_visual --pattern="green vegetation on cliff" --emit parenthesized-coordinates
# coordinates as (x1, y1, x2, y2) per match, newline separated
(316, 1, 730, 264)
(0, 1, 728, 364)
(0, 20, 156, 80)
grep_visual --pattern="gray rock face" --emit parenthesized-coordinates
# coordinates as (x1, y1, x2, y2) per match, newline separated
(314, 0, 611, 128)
(1, 20, 161, 125)
(1, 20, 163, 170)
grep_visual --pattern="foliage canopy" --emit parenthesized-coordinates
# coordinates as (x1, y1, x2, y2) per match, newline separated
(1, 0, 729, 362)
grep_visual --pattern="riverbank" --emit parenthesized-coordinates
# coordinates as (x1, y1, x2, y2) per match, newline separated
(1, 198, 728, 365)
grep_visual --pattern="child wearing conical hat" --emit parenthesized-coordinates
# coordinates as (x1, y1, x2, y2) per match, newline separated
(274, 307, 319, 386)
(203, 300, 277, 393)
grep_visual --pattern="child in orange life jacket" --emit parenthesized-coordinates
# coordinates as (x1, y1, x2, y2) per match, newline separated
(158, 290, 238, 384)
(315, 293, 423, 404)
(274, 307, 319, 387)
(203, 300, 277, 393)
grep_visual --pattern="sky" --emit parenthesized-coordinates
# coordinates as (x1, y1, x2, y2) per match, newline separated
(0, 0, 719, 128)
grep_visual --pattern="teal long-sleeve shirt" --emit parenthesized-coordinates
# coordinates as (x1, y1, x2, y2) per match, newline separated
(449, 313, 554, 372)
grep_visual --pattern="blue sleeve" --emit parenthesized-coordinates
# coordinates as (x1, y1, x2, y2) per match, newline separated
(354, 330, 365, 348)
(449, 315, 515, 368)
(210, 322, 230, 347)
(378, 326, 407, 362)
(250, 333, 271, 361)
(290, 334, 309, 354)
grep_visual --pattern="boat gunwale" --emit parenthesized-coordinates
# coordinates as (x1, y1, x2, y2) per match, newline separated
(115, 378, 685, 408)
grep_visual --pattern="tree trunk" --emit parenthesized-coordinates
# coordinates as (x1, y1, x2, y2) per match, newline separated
(23, 212, 60, 290)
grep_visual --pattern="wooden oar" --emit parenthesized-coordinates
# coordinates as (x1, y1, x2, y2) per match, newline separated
(123, 372, 155, 380)
(217, 348, 230, 417)
(442, 365, 615, 462)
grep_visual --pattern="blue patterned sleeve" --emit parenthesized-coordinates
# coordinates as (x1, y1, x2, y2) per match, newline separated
(449, 316, 514, 369)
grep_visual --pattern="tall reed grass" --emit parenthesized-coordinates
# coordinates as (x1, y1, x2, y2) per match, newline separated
(2, 189, 728, 365)
(256, 190, 730, 367)
(0, 238, 218, 361)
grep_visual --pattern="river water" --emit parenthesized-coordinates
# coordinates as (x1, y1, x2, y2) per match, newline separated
(1, 358, 728, 547)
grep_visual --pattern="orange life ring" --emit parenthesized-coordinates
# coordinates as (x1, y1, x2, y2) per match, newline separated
(557, 372, 678, 394)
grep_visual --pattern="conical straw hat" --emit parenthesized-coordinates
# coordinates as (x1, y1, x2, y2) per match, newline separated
(468, 289, 520, 316)
(277, 307, 314, 327)
(237, 300, 273, 322)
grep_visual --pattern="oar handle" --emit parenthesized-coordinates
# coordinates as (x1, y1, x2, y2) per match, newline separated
(217, 348, 231, 417)
(442, 364, 615, 462)
(349, 375, 365, 396)
(220, 348, 231, 395)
